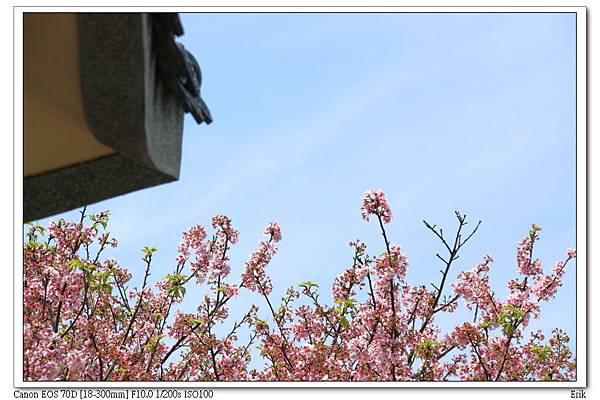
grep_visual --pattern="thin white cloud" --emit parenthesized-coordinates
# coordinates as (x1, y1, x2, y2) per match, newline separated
(111, 61, 424, 244)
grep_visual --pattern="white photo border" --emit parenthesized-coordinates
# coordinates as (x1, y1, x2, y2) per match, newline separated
(13, 4, 587, 389)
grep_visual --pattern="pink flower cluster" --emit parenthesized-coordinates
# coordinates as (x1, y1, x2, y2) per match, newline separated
(263, 222, 282, 242)
(23, 191, 576, 382)
(332, 263, 369, 302)
(177, 223, 209, 276)
(516, 225, 543, 276)
(374, 244, 408, 281)
(241, 223, 281, 295)
(211, 213, 240, 245)
(361, 189, 393, 223)
(453, 255, 496, 314)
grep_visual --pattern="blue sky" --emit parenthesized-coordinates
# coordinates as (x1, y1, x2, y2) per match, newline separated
(37, 12, 577, 363)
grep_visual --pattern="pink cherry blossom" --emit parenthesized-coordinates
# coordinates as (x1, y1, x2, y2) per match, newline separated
(361, 189, 393, 223)
(263, 222, 282, 242)
(23, 192, 576, 382)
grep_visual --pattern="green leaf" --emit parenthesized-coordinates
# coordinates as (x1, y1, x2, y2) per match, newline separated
(339, 316, 349, 329)
(145, 334, 164, 350)
(166, 273, 187, 283)
(167, 284, 186, 299)
(299, 281, 319, 288)
(530, 345, 552, 362)
(415, 339, 441, 358)
(142, 246, 158, 257)
(496, 304, 526, 336)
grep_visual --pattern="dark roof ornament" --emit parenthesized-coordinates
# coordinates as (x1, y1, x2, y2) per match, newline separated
(24, 13, 214, 222)
(153, 13, 213, 125)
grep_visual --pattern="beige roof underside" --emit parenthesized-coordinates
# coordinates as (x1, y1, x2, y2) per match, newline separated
(24, 13, 115, 177)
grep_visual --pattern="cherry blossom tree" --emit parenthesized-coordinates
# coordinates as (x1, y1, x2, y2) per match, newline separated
(23, 190, 576, 381)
